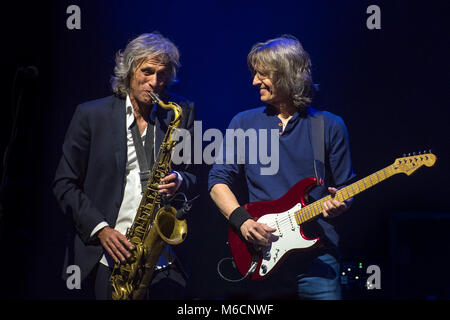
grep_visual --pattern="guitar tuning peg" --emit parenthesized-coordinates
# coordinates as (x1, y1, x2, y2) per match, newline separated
(402, 153, 406, 157)
(408, 153, 411, 156)
(413, 152, 416, 156)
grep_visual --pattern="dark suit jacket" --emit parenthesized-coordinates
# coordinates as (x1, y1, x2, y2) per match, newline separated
(53, 94, 196, 280)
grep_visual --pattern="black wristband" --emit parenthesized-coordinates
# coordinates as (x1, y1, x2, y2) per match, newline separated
(229, 206, 253, 230)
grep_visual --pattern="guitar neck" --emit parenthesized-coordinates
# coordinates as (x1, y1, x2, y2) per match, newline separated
(295, 164, 399, 224)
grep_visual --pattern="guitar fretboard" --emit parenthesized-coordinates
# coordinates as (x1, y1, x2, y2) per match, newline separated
(294, 164, 397, 225)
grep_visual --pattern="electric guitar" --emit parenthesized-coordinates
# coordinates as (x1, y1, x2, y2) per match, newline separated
(228, 152, 437, 280)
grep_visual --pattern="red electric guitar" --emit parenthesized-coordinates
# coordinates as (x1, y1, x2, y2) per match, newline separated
(228, 152, 437, 280)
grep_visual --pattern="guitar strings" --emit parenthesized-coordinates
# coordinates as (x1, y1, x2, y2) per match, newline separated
(259, 206, 321, 231)
(254, 160, 427, 233)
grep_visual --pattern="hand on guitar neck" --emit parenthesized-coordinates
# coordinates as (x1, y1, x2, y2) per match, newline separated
(322, 187, 353, 218)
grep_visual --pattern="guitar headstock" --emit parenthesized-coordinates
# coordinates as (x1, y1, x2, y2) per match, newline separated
(392, 151, 437, 176)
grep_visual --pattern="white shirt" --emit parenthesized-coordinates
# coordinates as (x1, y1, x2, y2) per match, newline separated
(90, 95, 181, 267)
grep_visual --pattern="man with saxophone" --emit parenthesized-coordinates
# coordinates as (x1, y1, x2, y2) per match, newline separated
(209, 35, 355, 299)
(53, 33, 196, 300)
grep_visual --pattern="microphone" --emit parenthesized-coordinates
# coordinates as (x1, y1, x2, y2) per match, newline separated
(176, 201, 192, 220)
(17, 66, 39, 79)
(175, 194, 200, 220)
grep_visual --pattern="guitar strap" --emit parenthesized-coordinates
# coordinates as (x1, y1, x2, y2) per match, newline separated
(308, 108, 325, 183)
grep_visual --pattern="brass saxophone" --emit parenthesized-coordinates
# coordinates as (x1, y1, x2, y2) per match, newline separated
(110, 92, 188, 300)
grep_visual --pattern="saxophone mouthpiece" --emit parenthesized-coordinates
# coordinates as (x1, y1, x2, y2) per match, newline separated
(148, 91, 161, 104)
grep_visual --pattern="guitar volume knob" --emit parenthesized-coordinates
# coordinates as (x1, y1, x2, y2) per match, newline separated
(261, 264, 267, 274)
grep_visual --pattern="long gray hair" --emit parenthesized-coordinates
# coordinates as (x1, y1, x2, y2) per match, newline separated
(111, 32, 180, 98)
(247, 35, 313, 112)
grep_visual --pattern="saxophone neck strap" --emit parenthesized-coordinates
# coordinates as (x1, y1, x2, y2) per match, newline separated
(130, 119, 155, 193)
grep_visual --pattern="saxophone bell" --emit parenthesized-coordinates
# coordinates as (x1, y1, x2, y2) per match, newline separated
(154, 206, 187, 245)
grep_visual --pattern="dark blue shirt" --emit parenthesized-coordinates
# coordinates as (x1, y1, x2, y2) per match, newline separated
(208, 105, 356, 247)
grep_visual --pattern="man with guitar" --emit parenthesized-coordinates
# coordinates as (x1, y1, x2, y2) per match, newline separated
(209, 35, 356, 299)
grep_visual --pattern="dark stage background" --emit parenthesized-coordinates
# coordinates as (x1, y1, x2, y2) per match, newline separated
(0, 0, 449, 300)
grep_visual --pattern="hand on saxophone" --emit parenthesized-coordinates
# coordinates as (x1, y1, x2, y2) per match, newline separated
(98, 226, 135, 264)
(158, 171, 182, 197)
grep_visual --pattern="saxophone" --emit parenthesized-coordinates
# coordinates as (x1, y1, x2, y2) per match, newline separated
(110, 92, 188, 300)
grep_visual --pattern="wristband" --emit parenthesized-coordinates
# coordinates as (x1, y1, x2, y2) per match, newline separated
(229, 206, 253, 230)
